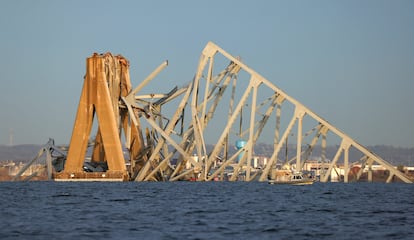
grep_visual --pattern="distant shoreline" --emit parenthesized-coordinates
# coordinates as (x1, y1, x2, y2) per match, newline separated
(1, 144, 413, 166)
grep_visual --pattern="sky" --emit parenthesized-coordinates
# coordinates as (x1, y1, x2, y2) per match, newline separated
(0, 0, 413, 147)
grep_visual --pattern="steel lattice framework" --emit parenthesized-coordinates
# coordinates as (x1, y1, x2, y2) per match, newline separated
(14, 42, 412, 183)
(124, 42, 410, 183)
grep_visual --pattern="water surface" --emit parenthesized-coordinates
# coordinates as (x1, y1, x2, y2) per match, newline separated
(0, 182, 413, 239)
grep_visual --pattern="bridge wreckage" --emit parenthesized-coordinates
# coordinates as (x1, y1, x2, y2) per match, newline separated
(13, 42, 412, 183)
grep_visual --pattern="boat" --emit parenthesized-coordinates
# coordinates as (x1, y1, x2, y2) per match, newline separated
(268, 171, 314, 185)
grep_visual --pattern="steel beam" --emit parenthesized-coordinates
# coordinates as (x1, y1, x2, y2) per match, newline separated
(49, 42, 412, 183)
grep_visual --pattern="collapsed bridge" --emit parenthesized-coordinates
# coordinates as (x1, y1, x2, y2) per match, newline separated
(14, 42, 413, 183)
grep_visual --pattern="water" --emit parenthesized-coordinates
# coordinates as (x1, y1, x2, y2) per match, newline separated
(0, 182, 413, 240)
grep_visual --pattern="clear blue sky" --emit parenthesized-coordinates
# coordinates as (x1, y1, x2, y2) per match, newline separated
(0, 0, 413, 147)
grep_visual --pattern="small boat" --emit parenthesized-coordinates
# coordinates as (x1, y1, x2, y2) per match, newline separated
(268, 172, 314, 185)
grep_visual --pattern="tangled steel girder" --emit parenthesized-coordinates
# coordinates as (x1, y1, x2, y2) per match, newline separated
(52, 42, 411, 183)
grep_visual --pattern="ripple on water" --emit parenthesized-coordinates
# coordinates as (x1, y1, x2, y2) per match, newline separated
(0, 182, 413, 239)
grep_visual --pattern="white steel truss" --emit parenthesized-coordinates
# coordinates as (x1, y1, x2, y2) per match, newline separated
(121, 42, 411, 183)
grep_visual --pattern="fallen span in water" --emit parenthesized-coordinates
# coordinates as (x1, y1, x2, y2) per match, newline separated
(13, 42, 413, 183)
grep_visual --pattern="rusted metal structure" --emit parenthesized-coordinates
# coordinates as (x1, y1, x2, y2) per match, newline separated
(15, 42, 413, 183)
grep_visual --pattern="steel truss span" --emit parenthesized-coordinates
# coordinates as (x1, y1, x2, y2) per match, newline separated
(14, 42, 412, 183)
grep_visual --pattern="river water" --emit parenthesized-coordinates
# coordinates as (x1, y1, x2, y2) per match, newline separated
(0, 182, 413, 239)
